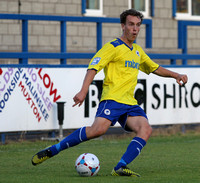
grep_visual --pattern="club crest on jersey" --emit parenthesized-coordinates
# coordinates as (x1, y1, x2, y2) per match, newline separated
(90, 57, 101, 65)
(136, 50, 140, 56)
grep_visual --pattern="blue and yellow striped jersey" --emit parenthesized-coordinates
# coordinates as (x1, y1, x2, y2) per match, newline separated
(88, 38, 159, 105)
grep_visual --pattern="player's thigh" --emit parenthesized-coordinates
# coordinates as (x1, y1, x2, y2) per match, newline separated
(86, 117, 112, 139)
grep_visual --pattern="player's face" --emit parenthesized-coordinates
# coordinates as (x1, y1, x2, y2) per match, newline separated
(121, 15, 141, 43)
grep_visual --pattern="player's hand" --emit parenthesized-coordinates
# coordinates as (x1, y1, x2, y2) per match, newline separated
(176, 74, 188, 86)
(73, 91, 86, 107)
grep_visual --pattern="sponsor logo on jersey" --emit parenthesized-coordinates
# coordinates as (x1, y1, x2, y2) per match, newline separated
(90, 57, 101, 65)
(125, 60, 139, 69)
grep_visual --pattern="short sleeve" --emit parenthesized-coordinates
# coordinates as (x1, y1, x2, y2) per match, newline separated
(139, 48, 159, 75)
(88, 42, 116, 73)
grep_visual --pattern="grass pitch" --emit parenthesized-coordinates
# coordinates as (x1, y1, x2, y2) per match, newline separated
(0, 133, 200, 183)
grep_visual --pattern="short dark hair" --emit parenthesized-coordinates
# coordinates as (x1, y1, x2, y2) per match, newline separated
(120, 9, 144, 24)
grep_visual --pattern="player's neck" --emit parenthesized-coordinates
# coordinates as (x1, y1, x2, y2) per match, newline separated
(120, 36, 134, 48)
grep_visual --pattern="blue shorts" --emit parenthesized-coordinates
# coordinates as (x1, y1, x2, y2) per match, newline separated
(96, 100, 148, 132)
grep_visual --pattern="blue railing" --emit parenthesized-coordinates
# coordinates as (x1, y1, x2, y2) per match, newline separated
(0, 14, 152, 67)
(178, 20, 200, 65)
(0, 14, 200, 67)
(172, 0, 176, 18)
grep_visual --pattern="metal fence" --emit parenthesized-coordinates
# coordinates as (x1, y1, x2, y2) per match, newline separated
(0, 14, 199, 67)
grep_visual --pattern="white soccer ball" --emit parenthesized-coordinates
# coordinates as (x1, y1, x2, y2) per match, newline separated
(75, 153, 100, 177)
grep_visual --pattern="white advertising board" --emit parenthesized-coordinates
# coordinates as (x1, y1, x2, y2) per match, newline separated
(0, 67, 199, 132)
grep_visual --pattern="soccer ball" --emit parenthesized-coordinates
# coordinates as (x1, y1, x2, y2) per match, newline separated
(75, 153, 100, 177)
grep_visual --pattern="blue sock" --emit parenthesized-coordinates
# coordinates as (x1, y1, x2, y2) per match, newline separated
(114, 137, 146, 171)
(50, 127, 88, 156)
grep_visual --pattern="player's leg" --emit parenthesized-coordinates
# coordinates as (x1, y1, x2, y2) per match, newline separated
(126, 116, 152, 141)
(112, 116, 152, 177)
(86, 117, 112, 139)
(49, 117, 111, 156)
(116, 116, 151, 167)
(32, 117, 111, 166)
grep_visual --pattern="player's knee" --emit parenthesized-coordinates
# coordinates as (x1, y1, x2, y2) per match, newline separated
(94, 127, 107, 137)
(143, 123, 152, 140)
(146, 125, 152, 137)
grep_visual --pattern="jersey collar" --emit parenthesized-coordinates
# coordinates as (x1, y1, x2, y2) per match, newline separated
(117, 38, 133, 51)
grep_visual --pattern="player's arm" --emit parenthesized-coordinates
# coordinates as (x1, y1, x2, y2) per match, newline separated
(153, 66, 188, 86)
(73, 69, 97, 107)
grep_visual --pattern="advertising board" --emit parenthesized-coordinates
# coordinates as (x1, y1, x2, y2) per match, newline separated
(0, 67, 199, 132)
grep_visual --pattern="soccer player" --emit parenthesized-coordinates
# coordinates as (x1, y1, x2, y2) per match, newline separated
(32, 9, 188, 177)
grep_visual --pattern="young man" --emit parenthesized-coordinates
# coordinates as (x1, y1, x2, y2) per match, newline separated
(32, 9, 188, 177)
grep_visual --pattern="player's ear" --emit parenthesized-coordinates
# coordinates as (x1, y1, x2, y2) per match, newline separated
(121, 23, 125, 32)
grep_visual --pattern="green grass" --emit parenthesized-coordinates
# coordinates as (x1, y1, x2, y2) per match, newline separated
(0, 133, 200, 183)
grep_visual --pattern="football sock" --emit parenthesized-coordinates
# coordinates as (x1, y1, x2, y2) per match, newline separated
(50, 127, 88, 156)
(114, 136, 146, 171)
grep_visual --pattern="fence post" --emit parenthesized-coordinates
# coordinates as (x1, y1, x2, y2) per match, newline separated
(60, 21, 67, 64)
(170, 59, 176, 65)
(1, 133, 6, 145)
(172, 0, 176, 18)
(145, 20, 152, 48)
(19, 19, 28, 64)
(96, 22, 102, 51)
(81, 0, 86, 14)
(182, 24, 187, 65)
